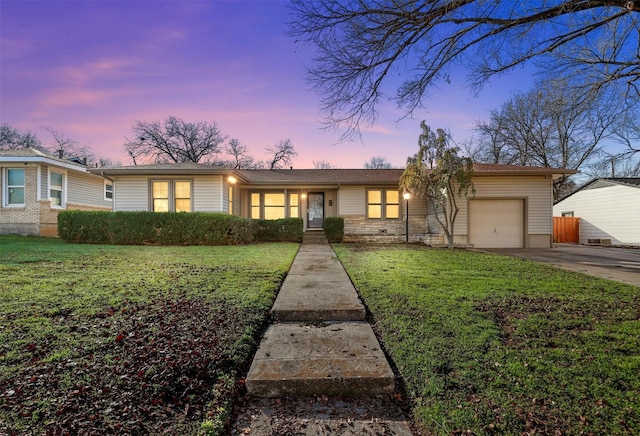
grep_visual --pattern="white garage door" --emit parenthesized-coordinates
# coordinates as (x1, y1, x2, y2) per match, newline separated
(469, 199, 524, 248)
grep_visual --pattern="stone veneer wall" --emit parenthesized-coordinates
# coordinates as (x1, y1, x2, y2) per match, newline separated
(342, 215, 432, 243)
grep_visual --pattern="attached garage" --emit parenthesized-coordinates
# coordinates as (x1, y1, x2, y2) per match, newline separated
(468, 199, 525, 248)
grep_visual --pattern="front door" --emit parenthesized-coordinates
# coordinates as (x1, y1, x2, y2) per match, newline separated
(307, 193, 324, 228)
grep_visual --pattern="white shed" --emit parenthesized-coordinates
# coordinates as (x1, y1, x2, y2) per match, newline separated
(553, 178, 640, 246)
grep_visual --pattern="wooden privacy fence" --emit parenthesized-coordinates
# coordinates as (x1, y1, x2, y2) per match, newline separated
(553, 216, 580, 243)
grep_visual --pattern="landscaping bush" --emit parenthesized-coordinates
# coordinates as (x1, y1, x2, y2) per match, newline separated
(58, 211, 256, 245)
(253, 218, 303, 242)
(323, 216, 344, 243)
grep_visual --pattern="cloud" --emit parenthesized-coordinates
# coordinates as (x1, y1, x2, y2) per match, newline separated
(0, 37, 35, 59)
(52, 57, 144, 85)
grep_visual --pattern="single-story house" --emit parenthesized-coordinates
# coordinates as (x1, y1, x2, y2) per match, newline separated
(0, 148, 113, 236)
(553, 178, 640, 246)
(90, 162, 574, 248)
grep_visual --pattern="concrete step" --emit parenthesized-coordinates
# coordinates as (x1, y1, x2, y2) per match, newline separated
(246, 322, 396, 397)
(273, 245, 365, 322)
(271, 274, 366, 321)
(303, 231, 328, 244)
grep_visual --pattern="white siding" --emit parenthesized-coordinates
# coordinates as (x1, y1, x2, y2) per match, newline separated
(114, 176, 149, 211)
(338, 186, 366, 215)
(554, 184, 640, 245)
(193, 175, 224, 212)
(460, 176, 553, 235)
(67, 171, 112, 208)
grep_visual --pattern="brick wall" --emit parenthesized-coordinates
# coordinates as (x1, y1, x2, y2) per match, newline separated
(1, 166, 109, 237)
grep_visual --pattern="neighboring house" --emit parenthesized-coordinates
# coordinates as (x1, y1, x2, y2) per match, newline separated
(553, 178, 640, 246)
(91, 162, 573, 248)
(0, 148, 113, 236)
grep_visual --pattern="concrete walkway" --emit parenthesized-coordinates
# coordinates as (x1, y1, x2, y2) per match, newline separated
(242, 236, 413, 434)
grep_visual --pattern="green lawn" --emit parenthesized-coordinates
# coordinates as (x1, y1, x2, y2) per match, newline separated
(0, 235, 299, 435)
(334, 244, 640, 435)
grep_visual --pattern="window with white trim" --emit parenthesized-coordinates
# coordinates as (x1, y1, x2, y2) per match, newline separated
(105, 181, 113, 201)
(5, 168, 25, 206)
(367, 189, 400, 219)
(151, 180, 191, 212)
(49, 171, 64, 208)
(250, 191, 299, 220)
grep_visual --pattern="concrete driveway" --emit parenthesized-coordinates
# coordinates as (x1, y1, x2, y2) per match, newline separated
(479, 244, 640, 287)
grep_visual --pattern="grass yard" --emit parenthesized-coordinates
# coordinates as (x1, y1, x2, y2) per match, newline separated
(334, 244, 640, 435)
(0, 235, 299, 435)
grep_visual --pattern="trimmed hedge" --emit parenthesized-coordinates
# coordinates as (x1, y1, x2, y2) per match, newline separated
(323, 217, 344, 243)
(253, 218, 303, 243)
(58, 211, 280, 245)
(58, 211, 304, 245)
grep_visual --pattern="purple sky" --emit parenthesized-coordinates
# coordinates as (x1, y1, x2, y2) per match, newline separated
(1, 0, 530, 168)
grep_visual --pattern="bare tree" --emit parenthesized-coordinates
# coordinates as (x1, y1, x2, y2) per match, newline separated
(43, 127, 96, 164)
(266, 139, 297, 170)
(223, 138, 258, 169)
(584, 154, 640, 178)
(124, 116, 226, 164)
(400, 122, 474, 249)
(364, 156, 392, 169)
(289, 1, 640, 137)
(0, 124, 42, 150)
(473, 80, 617, 198)
(314, 160, 335, 169)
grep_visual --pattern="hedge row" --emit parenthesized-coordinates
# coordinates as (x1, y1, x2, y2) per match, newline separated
(58, 211, 303, 245)
(323, 217, 344, 243)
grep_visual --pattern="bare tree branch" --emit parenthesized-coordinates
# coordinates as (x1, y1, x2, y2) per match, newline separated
(289, 1, 639, 137)
(124, 116, 226, 164)
(266, 139, 297, 169)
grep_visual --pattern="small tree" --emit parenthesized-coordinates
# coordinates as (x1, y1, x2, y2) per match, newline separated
(266, 139, 297, 169)
(364, 156, 392, 169)
(400, 122, 474, 249)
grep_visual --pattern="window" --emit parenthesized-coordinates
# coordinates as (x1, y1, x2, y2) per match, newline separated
(367, 189, 400, 219)
(228, 186, 234, 215)
(367, 190, 382, 218)
(174, 181, 191, 212)
(105, 181, 113, 201)
(251, 191, 299, 220)
(251, 193, 261, 219)
(49, 171, 64, 207)
(5, 168, 25, 206)
(152, 181, 169, 212)
(289, 193, 299, 218)
(385, 190, 400, 219)
(151, 180, 192, 212)
(561, 211, 574, 217)
(264, 193, 285, 220)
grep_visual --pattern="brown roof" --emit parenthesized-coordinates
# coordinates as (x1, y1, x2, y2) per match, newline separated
(0, 147, 89, 169)
(473, 163, 578, 176)
(235, 169, 405, 185)
(89, 162, 575, 182)
(89, 162, 235, 176)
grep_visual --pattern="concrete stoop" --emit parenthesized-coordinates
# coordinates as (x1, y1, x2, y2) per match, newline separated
(303, 231, 328, 244)
(245, 322, 395, 397)
(246, 243, 397, 398)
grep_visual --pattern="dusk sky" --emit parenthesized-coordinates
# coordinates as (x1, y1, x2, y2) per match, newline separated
(1, 0, 531, 168)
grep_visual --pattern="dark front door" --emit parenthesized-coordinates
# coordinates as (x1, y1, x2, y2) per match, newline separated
(307, 192, 324, 228)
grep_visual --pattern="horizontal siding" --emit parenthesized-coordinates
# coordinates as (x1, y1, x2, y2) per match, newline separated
(194, 175, 223, 212)
(114, 176, 149, 211)
(67, 171, 112, 208)
(553, 185, 640, 244)
(460, 176, 552, 235)
(338, 186, 365, 216)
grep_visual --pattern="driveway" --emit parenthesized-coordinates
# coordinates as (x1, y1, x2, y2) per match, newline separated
(479, 244, 640, 287)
